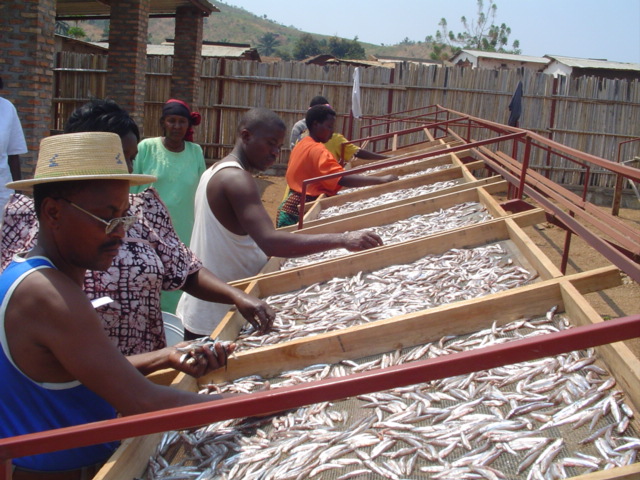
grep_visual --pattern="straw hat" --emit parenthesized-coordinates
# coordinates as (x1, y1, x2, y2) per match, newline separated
(6, 132, 156, 190)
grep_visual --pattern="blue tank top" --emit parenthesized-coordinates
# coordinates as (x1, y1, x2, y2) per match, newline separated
(0, 256, 119, 472)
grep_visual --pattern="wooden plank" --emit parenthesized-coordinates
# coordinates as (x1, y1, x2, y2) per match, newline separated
(234, 209, 547, 288)
(477, 185, 509, 218)
(365, 152, 454, 177)
(315, 164, 467, 208)
(93, 434, 162, 480)
(238, 218, 517, 297)
(294, 181, 505, 235)
(93, 372, 199, 480)
(505, 217, 564, 279)
(215, 267, 623, 383)
(452, 152, 482, 183)
(348, 138, 451, 168)
(280, 176, 506, 232)
(560, 281, 640, 413)
(567, 464, 640, 480)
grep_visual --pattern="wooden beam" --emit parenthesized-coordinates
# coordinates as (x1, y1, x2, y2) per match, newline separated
(214, 267, 622, 382)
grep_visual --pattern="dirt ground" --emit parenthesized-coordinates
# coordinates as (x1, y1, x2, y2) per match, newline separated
(255, 174, 640, 355)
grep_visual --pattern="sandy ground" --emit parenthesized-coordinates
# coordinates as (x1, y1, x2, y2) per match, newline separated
(255, 174, 639, 356)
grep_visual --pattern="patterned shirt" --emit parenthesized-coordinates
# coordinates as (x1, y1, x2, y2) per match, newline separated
(0, 189, 202, 355)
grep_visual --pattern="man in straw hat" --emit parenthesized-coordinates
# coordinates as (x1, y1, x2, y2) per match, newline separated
(0, 132, 238, 478)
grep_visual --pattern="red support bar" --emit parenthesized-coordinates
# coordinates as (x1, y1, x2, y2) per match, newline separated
(482, 155, 640, 282)
(612, 137, 640, 216)
(1, 315, 639, 476)
(516, 136, 532, 199)
(561, 226, 573, 274)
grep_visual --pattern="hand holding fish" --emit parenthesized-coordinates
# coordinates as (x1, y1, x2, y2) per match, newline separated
(172, 338, 236, 377)
(342, 230, 384, 252)
(235, 293, 276, 334)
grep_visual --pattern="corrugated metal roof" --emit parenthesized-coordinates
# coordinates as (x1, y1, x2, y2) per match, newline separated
(456, 49, 549, 64)
(91, 42, 257, 59)
(545, 55, 640, 71)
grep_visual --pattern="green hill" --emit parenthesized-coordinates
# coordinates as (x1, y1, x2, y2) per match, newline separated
(77, 0, 436, 61)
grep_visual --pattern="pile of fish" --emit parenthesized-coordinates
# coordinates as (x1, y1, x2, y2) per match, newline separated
(237, 243, 535, 350)
(281, 201, 492, 270)
(145, 311, 639, 479)
(318, 179, 460, 219)
(336, 163, 453, 195)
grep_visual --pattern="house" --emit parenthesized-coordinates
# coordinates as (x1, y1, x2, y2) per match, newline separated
(302, 54, 392, 68)
(82, 39, 261, 61)
(449, 49, 549, 72)
(371, 54, 443, 67)
(543, 55, 640, 81)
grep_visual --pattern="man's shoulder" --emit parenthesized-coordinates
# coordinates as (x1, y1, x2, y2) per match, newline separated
(292, 118, 306, 129)
(0, 97, 18, 116)
(3, 258, 69, 303)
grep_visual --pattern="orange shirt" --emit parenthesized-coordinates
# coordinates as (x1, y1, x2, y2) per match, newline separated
(285, 136, 344, 197)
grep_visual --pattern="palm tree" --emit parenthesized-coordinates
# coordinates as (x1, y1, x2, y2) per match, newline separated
(257, 32, 280, 57)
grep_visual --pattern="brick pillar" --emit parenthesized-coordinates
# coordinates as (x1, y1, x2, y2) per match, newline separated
(171, 6, 203, 111)
(106, 0, 150, 134)
(0, 0, 56, 178)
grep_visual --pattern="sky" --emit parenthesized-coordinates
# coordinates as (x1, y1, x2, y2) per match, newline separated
(224, 0, 640, 63)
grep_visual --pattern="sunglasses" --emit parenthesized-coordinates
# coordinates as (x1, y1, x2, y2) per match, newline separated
(60, 198, 137, 234)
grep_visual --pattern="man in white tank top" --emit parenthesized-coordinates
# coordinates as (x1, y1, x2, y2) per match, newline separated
(177, 108, 386, 339)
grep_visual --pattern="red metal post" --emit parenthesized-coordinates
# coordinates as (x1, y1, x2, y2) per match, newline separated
(384, 68, 395, 152)
(516, 136, 532, 199)
(544, 76, 559, 179)
(612, 137, 640, 216)
(1, 460, 10, 480)
(560, 222, 573, 274)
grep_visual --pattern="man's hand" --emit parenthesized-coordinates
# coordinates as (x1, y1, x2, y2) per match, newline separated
(236, 293, 276, 334)
(170, 339, 237, 377)
(378, 174, 399, 183)
(342, 230, 384, 252)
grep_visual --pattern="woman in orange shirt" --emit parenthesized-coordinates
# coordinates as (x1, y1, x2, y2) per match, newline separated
(277, 105, 397, 227)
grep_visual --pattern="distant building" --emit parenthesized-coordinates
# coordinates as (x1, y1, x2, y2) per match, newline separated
(543, 55, 640, 81)
(302, 54, 392, 68)
(56, 36, 260, 61)
(92, 39, 260, 61)
(449, 49, 549, 72)
(371, 55, 443, 67)
(55, 34, 107, 55)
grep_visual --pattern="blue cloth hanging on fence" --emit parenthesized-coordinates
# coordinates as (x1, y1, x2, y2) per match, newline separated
(508, 80, 523, 127)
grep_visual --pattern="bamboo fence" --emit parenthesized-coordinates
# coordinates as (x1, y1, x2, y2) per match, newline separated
(51, 52, 640, 192)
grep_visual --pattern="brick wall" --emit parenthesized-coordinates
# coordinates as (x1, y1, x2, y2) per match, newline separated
(106, 0, 150, 135)
(0, 0, 56, 176)
(171, 6, 204, 112)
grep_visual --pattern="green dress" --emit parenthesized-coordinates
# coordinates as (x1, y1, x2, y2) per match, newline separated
(131, 137, 206, 313)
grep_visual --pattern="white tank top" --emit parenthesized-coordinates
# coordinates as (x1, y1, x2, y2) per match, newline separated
(177, 161, 268, 336)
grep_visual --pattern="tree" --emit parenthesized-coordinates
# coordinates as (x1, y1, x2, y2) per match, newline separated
(292, 34, 323, 60)
(428, 0, 520, 59)
(55, 20, 86, 40)
(67, 26, 86, 40)
(327, 36, 365, 60)
(257, 32, 280, 57)
(292, 34, 365, 61)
